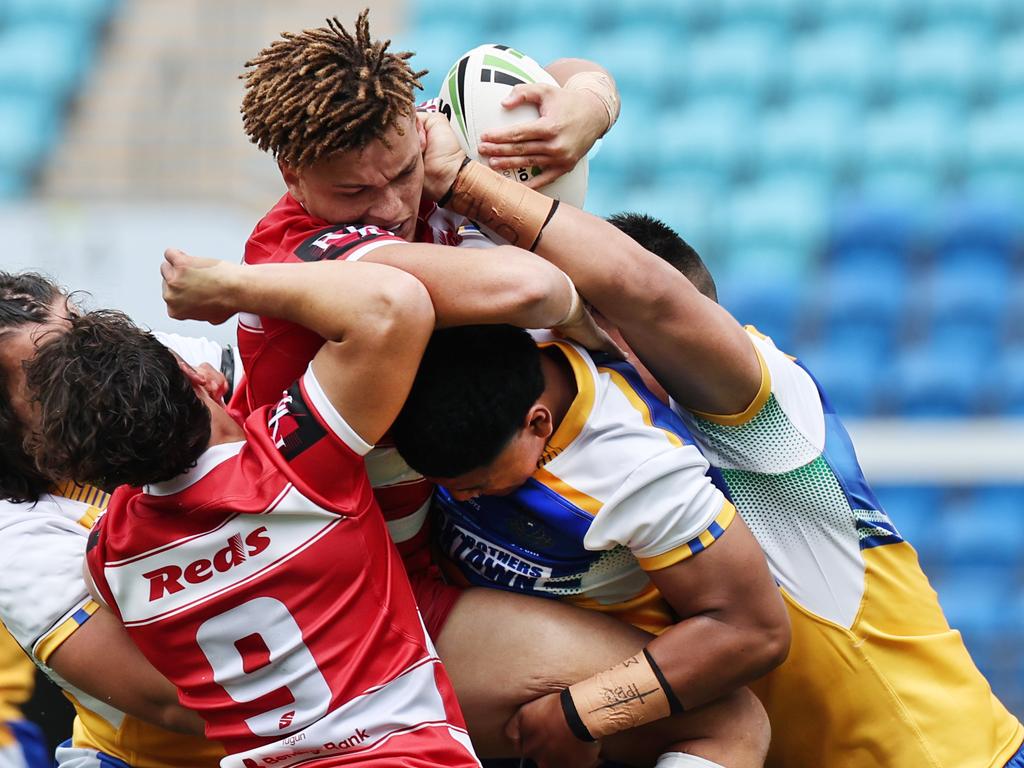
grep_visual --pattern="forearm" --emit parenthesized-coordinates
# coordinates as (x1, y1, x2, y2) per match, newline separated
(227, 261, 423, 342)
(361, 244, 575, 330)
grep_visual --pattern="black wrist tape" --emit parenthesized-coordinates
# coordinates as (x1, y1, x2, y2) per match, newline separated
(643, 647, 685, 714)
(560, 687, 597, 742)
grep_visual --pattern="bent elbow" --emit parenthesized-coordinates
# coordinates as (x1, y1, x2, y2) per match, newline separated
(369, 273, 435, 340)
(755, 612, 791, 675)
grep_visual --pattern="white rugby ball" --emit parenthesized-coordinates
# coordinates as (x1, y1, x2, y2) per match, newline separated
(437, 43, 588, 209)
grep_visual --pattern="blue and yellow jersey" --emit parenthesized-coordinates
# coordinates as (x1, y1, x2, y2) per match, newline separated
(1, 622, 47, 768)
(673, 326, 1023, 768)
(434, 339, 735, 636)
(0, 482, 223, 768)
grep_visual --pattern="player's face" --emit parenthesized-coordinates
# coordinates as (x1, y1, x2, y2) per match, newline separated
(433, 427, 548, 502)
(281, 115, 424, 242)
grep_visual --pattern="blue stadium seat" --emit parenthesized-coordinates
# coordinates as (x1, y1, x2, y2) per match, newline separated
(995, 33, 1024, 102)
(683, 24, 784, 104)
(398, 28, 483, 95)
(502, 0, 594, 28)
(718, 0, 804, 33)
(830, 198, 928, 258)
(891, 345, 986, 416)
(498, 23, 591, 66)
(585, 25, 675, 105)
(996, 345, 1024, 415)
(920, 0, 1008, 34)
(0, 93, 58, 178)
(820, 256, 907, 333)
(795, 340, 881, 415)
(2, 0, 115, 28)
(719, 275, 806, 353)
(933, 569, 1016, 636)
(753, 97, 859, 184)
(873, 484, 944, 554)
(591, 106, 656, 185)
(890, 25, 989, 105)
(966, 101, 1024, 180)
(787, 24, 888, 105)
(814, 0, 923, 29)
(589, 0, 687, 30)
(655, 95, 755, 186)
(938, 492, 1024, 566)
(613, 182, 723, 260)
(0, 20, 93, 100)
(934, 197, 1024, 256)
(923, 254, 1011, 326)
(720, 177, 823, 259)
(414, 0, 495, 35)
(858, 100, 962, 192)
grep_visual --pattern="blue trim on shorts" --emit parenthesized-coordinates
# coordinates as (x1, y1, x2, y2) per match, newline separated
(5, 719, 49, 768)
(1005, 739, 1024, 768)
(56, 739, 134, 768)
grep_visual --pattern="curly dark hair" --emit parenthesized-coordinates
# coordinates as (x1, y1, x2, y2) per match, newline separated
(24, 310, 211, 492)
(0, 271, 66, 502)
(241, 9, 426, 168)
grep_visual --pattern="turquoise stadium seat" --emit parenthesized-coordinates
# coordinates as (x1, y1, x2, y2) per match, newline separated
(0, 20, 93, 100)
(611, 183, 723, 261)
(589, 106, 655, 185)
(995, 33, 1024, 102)
(585, 24, 677, 105)
(753, 96, 860, 184)
(718, 0, 807, 32)
(2, 0, 115, 28)
(413, 0, 495, 35)
(0, 94, 58, 178)
(655, 95, 755, 186)
(501, 0, 593, 29)
(588, 0, 687, 31)
(496, 23, 591, 67)
(814, 0, 923, 30)
(920, 0, 1010, 33)
(787, 23, 888, 105)
(858, 101, 963, 192)
(891, 25, 990, 105)
(719, 274, 806, 352)
(966, 101, 1024, 184)
(683, 24, 783, 104)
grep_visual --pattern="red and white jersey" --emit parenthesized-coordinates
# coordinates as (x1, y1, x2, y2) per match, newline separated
(86, 366, 479, 768)
(238, 193, 493, 573)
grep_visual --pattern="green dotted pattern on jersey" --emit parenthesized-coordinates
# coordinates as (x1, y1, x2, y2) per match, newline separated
(692, 396, 900, 553)
(693, 394, 821, 473)
(539, 544, 648, 598)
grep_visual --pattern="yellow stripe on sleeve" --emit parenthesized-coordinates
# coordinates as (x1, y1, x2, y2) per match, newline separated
(34, 600, 99, 664)
(690, 339, 771, 426)
(636, 502, 737, 571)
(599, 366, 682, 447)
(537, 341, 596, 459)
(533, 466, 603, 517)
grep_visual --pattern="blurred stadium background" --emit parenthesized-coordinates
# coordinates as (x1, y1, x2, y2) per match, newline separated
(1, 0, 1022, 719)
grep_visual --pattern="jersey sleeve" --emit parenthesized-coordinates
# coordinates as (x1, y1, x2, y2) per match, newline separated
(582, 447, 736, 571)
(0, 501, 97, 663)
(677, 327, 826, 473)
(259, 364, 376, 509)
(287, 224, 405, 264)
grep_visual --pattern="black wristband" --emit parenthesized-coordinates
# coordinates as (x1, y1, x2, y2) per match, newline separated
(437, 156, 472, 207)
(643, 647, 684, 714)
(560, 687, 596, 742)
(529, 199, 560, 252)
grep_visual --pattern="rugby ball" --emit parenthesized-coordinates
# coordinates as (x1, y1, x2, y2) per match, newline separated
(437, 44, 588, 208)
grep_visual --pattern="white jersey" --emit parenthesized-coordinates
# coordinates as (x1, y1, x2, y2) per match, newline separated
(434, 339, 735, 634)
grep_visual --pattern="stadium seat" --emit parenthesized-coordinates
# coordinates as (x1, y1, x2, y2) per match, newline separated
(787, 23, 889, 105)
(414, 0, 495, 36)
(585, 25, 675, 104)
(613, 182, 724, 260)
(718, 274, 806, 353)
(819, 257, 907, 335)
(0, 93, 58, 178)
(892, 341, 988, 416)
(814, 0, 923, 29)
(995, 33, 1024, 102)
(795, 340, 882, 415)
(829, 198, 929, 259)
(923, 253, 1011, 327)
(966, 101, 1024, 180)
(0, 20, 93, 100)
(2, 0, 116, 29)
(920, 0, 1008, 34)
(872, 484, 944, 555)
(683, 24, 784, 105)
(655, 95, 755, 185)
(937, 492, 1024, 566)
(994, 345, 1024, 415)
(501, 0, 594, 29)
(591, 107, 656, 185)
(890, 25, 989, 105)
(717, 0, 803, 33)
(933, 569, 1016, 636)
(497, 23, 591, 66)
(858, 101, 962, 194)
(588, 0, 687, 31)
(753, 97, 859, 184)
(934, 197, 1024, 256)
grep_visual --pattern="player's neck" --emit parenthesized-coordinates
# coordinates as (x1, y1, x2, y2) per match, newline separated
(206, 402, 245, 448)
(538, 347, 577, 434)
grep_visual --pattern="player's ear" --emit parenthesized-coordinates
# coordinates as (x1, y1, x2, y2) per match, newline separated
(278, 161, 304, 204)
(525, 403, 554, 441)
(416, 113, 427, 152)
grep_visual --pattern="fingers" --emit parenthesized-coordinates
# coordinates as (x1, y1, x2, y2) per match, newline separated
(524, 168, 563, 189)
(479, 137, 556, 160)
(480, 118, 558, 147)
(499, 82, 554, 109)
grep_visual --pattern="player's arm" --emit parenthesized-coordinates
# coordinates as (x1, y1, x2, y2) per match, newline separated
(477, 58, 620, 189)
(424, 121, 761, 415)
(47, 606, 205, 736)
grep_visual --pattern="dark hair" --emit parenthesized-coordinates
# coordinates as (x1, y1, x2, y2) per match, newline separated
(24, 310, 211, 492)
(392, 325, 545, 478)
(0, 271, 65, 502)
(241, 9, 426, 168)
(606, 212, 718, 301)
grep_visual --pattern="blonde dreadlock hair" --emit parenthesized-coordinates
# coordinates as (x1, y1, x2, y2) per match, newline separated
(241, 10, 427, 168)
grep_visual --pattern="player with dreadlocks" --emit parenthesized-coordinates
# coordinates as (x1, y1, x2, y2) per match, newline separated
(222, 12, 777, 768)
